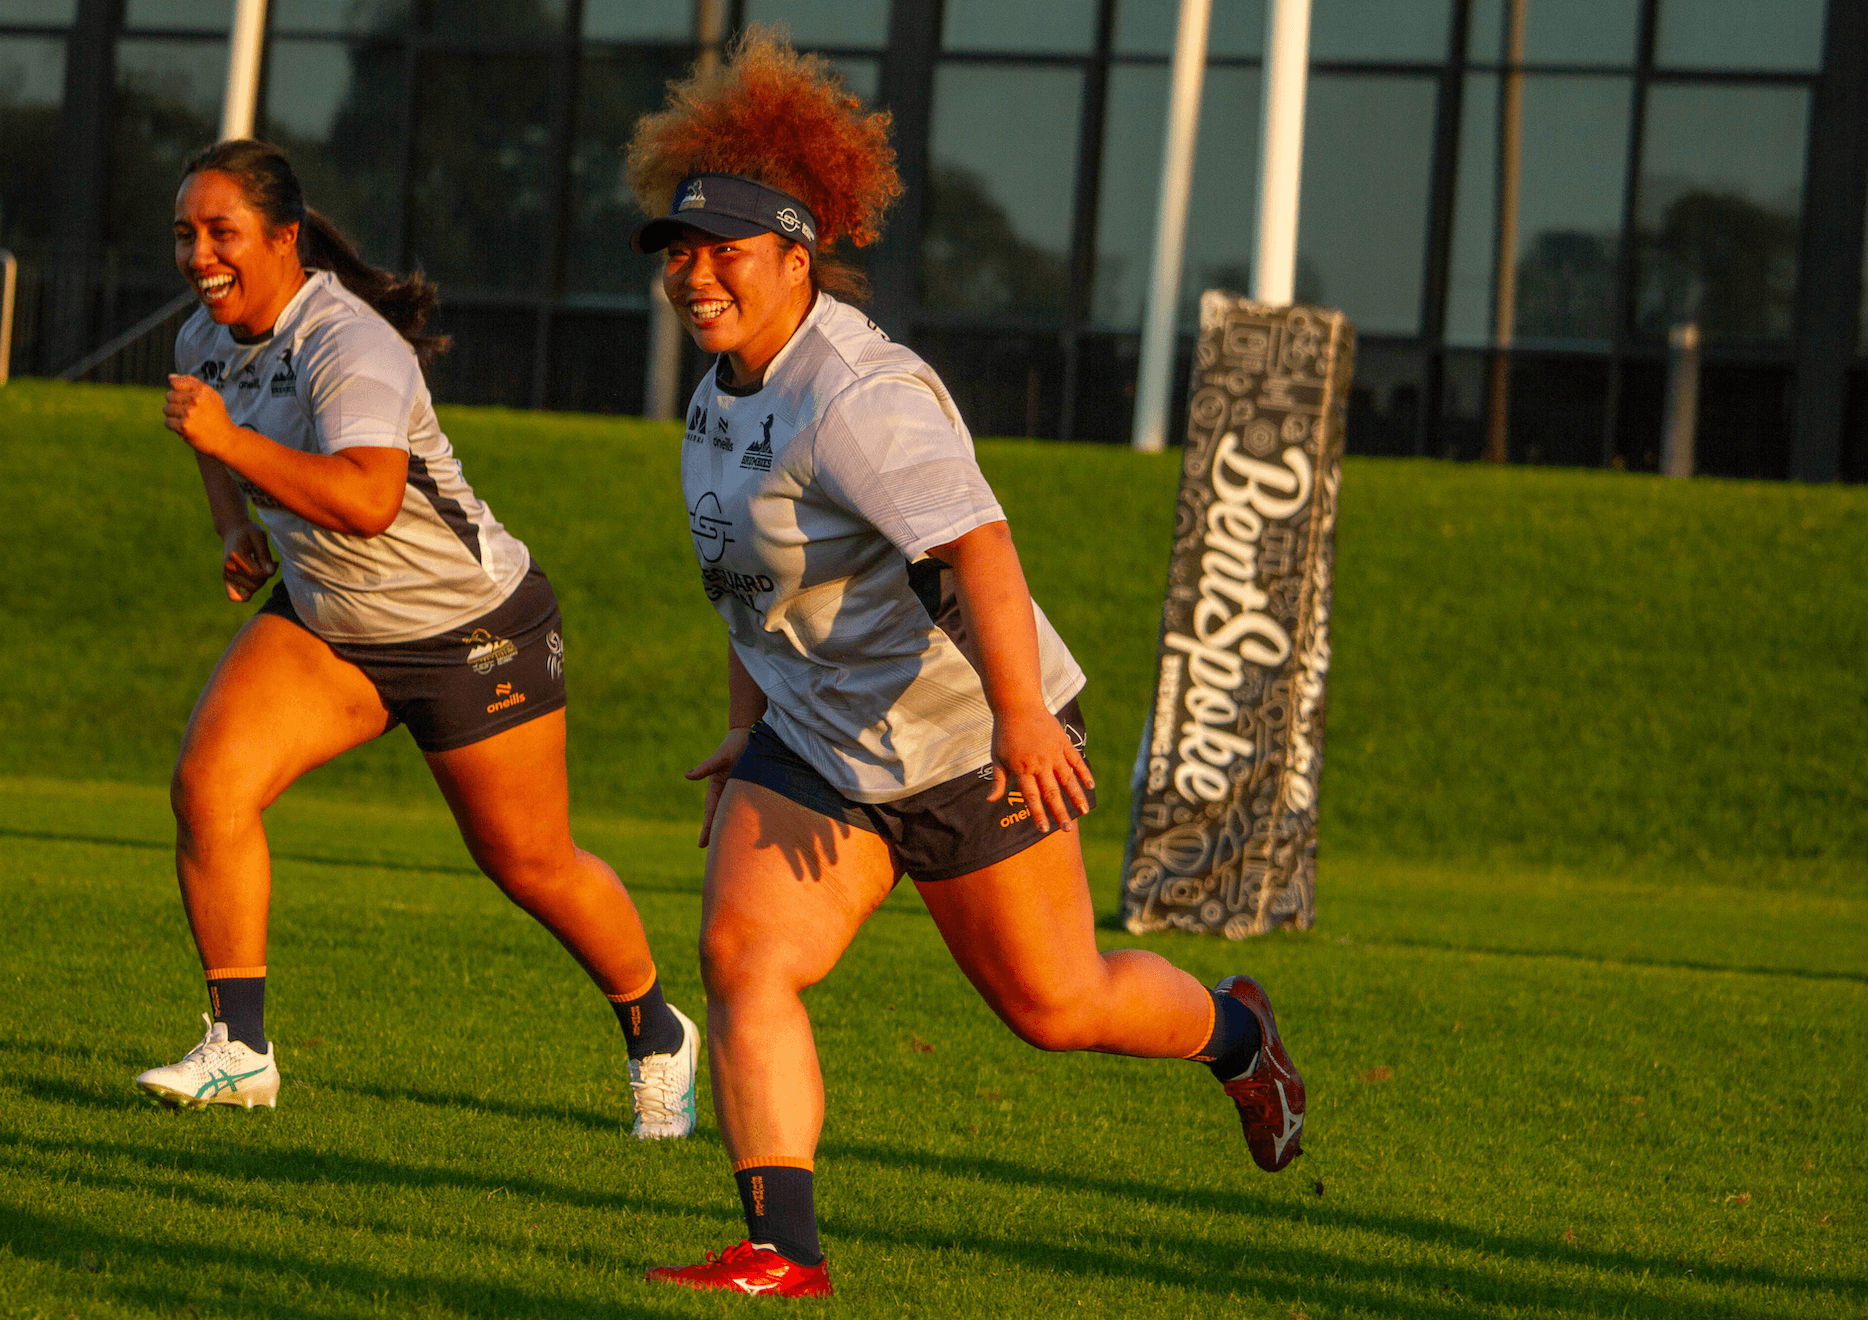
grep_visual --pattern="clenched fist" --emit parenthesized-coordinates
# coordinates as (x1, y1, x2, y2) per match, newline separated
(165, 374, 240, 458)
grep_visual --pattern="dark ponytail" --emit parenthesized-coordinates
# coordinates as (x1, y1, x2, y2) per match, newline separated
(181, 139, 451, 364)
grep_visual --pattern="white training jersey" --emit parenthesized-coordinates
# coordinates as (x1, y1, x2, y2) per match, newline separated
(681, 294, 1086, 803)
(174, 270, 530, 645)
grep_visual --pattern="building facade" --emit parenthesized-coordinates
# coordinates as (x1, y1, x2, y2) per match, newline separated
(2, 0, 1865, 479)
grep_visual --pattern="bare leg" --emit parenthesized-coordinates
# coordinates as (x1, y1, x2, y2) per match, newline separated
(699, 781, 897, 1162)
(915, 824, 1214, 1057)
(425, 709, 658, 997)
(171, 614, 394, 969)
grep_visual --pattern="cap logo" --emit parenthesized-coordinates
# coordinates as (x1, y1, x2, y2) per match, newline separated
(678, 179, 707, 212)
(777, 207, 800, 232)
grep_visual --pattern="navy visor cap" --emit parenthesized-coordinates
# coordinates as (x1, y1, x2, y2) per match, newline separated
(632, 173, 819, 254)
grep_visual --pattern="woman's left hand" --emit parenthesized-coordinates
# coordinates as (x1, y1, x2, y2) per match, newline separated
(164, 374, 239, 457)
(989, 703, 1094, 835)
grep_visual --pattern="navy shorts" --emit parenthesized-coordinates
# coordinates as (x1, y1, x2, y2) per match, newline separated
(256, 564, 568, 753)
(727, 698, 1093, 882)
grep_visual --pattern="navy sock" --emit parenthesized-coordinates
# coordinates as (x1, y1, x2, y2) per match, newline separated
(609, 975, 684, 1059)
(1197, 990, 1262, 1082)
(206, 975, 267, 1052)
(734, 1165, 822, 1266)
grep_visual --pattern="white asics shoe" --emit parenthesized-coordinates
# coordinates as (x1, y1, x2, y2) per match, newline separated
(628, 1005, 698, 1140)
(134, 1014, 280, 1110)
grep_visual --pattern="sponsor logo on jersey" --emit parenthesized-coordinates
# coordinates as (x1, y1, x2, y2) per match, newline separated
(701, 566, 774, 607)
(711, 414, 733, 451)
(546, 629, 563, 679)
(679, 178, 707, 211)
(197, 360, 226, 386)
(686, 403, 708, 443)
(739, 436, 773, 472)
(465, 628, 518, 674)
(689, 491, 734, 563)
(270, 346, 297, 397)
(236, 362, 261, 391)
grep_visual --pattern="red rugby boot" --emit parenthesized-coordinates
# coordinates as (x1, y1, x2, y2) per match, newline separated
(646, 1241, 833, 1298)
(1215, 975, 1306, 1171)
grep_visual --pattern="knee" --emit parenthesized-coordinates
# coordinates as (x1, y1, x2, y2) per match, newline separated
(996, 994, 1102, 1054)
(699, 916, 812, 1004)
(169, 757, 253, 848)
(483, 848, 574, 910)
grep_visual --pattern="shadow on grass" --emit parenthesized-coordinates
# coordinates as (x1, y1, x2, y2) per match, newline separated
(820, 1136, 1856, 1317)
(0, 826, 697, 894)
(1350, 934, 1868, 986)
(0, 1200, 698, 1320)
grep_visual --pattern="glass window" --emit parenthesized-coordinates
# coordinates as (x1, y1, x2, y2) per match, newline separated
(108, 38, 228, 271)
(0, 1, 77, 23)
(0, 35, 64, 260)
(1446, 73, 1631, 345)
(744, 0, 890, 48)
(1092, 63, 1262, 327)
(1297, 74, 1438, 335)
(261, 39, 404, 267)
(123, 0, 229, 30)
(942, 0, 1097, 55)
(562, 46, 691, 298)
(270, 0, 411, 35)
(1655, 0, 1825, 72)
(1113, 0, 1263, 59)
(425, 0, 567, 39)
(1634, 83, 1809, 342)
(1860, 185, 1868, 356)
(828, 56, 878, 102)
(582, 0, 688, 42)
(1467, 0, 1641, 66)
(407, 52, 555, 294)
(1309, 0, 1448, 62)
(923, 62, 1081, 314)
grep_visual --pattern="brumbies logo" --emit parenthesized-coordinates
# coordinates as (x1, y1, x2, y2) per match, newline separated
(270, 347, 297, 397)
(678, 179, 707, 211)
(740, 415, 775, 471)
(465, 628, 517, 675)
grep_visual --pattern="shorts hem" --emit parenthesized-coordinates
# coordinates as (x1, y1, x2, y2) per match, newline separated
(906, 815, 1085, 883)
(409, 692, 566, 753)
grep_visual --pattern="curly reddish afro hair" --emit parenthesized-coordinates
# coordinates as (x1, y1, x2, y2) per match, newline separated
(626, 26, 900, 255)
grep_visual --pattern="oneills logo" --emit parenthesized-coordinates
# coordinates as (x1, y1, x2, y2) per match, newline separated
(998, 792, 1030, 829)
(466, 628, 517, 675)
(678, 179, 707, 211)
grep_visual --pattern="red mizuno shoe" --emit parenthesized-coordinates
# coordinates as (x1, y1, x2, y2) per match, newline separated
(646, 1241, 833, 1298)
(1216, 975, 1306, 1172)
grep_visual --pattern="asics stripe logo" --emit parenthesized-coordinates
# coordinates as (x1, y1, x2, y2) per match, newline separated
(1273, 1080, 1303, 1160)
(195, 1065, 270, 1098)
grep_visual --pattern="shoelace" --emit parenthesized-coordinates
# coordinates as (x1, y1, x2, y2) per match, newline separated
(629, 1056, 683, 1122)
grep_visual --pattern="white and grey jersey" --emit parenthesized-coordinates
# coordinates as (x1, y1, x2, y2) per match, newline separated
(680, 294, 1086, 803)
(174, 271, 530, 644)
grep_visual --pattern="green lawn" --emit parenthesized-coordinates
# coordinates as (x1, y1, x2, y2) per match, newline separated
(1, 380, 1864, 1317)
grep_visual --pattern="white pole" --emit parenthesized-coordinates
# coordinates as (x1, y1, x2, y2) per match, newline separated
(1252, 0, 1311, 306)
(1131, 0, 1212, 453)
(0, 249, 16, 387)
(220, 0, 269, 141)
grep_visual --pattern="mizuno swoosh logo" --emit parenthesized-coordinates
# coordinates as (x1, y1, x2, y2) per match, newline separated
(1272, 1080, 1303, 1160)
(733, 1279, 778, 1294)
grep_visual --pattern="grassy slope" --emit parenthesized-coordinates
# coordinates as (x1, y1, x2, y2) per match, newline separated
(1, 380, 1865, 1317)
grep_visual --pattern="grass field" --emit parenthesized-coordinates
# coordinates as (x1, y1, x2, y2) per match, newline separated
(2, 379, 1865, 1318)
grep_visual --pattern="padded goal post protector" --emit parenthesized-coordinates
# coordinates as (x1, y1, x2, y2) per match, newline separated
(1121, 293, 1355, 939)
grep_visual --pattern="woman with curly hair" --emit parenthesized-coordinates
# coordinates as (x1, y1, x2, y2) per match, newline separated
(137, 139, 697, 1140)
(630, 30, 1307, 1298)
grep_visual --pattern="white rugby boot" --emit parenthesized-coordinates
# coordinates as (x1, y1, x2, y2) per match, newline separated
(628, 1005, 698, 1139)
(135, 1014, 280, 1110)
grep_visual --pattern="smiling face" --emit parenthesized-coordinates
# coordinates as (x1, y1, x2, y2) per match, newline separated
(174, 169, 306, 341)
(662, 227, 814, 387)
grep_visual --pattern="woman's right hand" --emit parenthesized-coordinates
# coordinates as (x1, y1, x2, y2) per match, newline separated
(221, 521, 277, 602)
(685, 726, 753, 849)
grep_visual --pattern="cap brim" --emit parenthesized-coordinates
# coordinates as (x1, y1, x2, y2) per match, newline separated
(631, 212, 774, 254)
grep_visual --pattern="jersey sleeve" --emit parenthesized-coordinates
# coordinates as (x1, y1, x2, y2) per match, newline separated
(297, 313, 420, 455)
(809, 374, 1006, 559)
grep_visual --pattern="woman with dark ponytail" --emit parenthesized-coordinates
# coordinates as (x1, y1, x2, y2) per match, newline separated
(137, 139, 700, 1140)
